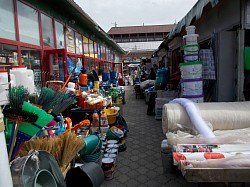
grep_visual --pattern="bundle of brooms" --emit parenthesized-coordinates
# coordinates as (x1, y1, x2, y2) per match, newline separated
(19, 131, 85, 172)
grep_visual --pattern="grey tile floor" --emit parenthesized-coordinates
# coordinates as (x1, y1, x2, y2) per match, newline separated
(101, 86, 249, 187)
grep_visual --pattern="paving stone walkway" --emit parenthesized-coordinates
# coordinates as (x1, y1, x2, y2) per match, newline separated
(101, 85, 187, 187)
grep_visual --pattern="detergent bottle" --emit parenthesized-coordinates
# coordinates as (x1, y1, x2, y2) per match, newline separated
(92, 111, 99, 127)
(100, 110, 108, 127)
(79, 68, 88, 86)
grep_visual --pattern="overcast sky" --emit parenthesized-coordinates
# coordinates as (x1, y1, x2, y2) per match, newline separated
(74, 0, 198, 32)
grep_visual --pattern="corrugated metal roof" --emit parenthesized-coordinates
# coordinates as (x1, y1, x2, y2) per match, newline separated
(168, 0, 220, 39)
(107, 24, 176, 35)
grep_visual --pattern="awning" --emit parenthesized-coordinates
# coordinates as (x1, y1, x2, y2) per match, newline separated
(168, 0, 220, 39)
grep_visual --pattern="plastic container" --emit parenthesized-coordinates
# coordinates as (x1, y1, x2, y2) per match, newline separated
(79, 135, 101, 155)
(79, 73, 88, 85)
(181, 78, 203, 96)
(180, 61, 203, 79)
(183, 44, 199, 55)
(183, 34, 199, 45)
(92, 112, 99, 127)
(34, 169, 57, 187)
(94, 81, 99, 90)
(186, 25, 196, 35)
(100, 111, 108, 127)
(105, 108, 119, 125)
(110, 71, 116, 79)
(102, 73, 109, 82)
(83, 101, 103, 110)
(183, 53, 199, 62)
(10, 66, 35, 93)
(66, 162, 104, 187)
(0, 70, 16, 105)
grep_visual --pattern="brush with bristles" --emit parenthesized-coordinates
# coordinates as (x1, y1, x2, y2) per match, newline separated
(37, 87, 55, 111)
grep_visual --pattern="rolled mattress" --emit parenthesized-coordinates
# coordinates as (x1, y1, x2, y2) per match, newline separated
(162, 101, 250, 135)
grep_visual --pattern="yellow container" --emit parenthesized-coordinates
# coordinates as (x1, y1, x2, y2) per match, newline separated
(104, 108, 119, 125)
(94, 81, 99, 90)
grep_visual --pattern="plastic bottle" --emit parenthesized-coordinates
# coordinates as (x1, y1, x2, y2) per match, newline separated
(92, 111, 99, 127)
(79, 68, 88, 86)
(100, 111, 108, 127)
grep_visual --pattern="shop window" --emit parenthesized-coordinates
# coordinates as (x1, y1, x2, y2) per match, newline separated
(101, 45, 106, 60)
(66, 27, 75, 53)
(75, 32, 82, 54)
(83, 36, 89, 57)
(55, 21, 65, 49)
(21, 47, 41, 92)
(41, 14, 54, 47)
(106, 48, 110, 61)
(0, 0, 15, 40)
(94, 42, 98, 58)
(89, 39, 94, 58)
(17, 1, 40, 46)
(97, 43, 101, 59)
(110, 50, 114, 62)
(85, 57, 94, 73)
(0, 44, 18, 65)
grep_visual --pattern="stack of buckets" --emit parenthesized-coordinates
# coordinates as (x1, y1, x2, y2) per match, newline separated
(180, 25, 203, 103)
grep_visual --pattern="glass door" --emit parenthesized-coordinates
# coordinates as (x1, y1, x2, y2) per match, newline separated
(43, 49, 66, 84)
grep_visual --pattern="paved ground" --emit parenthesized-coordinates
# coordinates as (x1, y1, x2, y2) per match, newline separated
(101, 85, 249, 187)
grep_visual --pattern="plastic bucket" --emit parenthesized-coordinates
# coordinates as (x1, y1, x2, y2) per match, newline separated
(186, 25, 196, 35)
(66, 162, 104, 187)
(183, 44, 199, 55)
(183, 94, 204, 103)
(34, 169, 57, 187)
(10, 150, 65, 187)
(183, 34, 199, 45)
(110, 71, 116, 79)
(79, 135, 101, 155)
(180, 61, 202, 79)
(183, 53, 199, 62)
(79, 74, 88, 85)
(181, 78, 203, 96)
(102, 73, 109, 82)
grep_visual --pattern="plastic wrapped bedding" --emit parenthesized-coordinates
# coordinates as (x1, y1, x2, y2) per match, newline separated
(166, 127, 250, 145)
(162, 101, 250, 135)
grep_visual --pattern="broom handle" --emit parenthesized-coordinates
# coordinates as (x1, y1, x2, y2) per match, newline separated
(8, 121, 21, 161)
(61, 67, 76, 91)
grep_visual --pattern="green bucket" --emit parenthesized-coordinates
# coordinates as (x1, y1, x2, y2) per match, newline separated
(79, 135, 101, 155)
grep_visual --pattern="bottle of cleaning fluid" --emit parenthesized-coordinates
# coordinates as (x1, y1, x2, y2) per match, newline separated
(79, 68, 88, 86)
(92, 111, 99, 127)
(100, 111, 108, 127)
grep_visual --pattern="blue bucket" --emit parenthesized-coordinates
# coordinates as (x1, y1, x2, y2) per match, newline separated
(102, 73, 109, 82)
(110, 72, 116, 79)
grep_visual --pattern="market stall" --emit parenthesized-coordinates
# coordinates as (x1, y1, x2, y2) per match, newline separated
(161, 99, 250, 185)
(1, 66, 128, 186)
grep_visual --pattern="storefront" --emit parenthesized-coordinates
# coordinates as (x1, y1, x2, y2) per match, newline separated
(0, 0, 124, 92)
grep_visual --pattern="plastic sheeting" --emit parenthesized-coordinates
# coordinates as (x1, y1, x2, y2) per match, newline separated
(162, 101, 250, 135)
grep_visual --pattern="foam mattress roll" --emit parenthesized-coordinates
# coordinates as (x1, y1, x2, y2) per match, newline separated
(162, 101, 250, 134)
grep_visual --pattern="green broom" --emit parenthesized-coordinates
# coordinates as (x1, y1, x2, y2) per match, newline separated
(9, 102, 54, 160)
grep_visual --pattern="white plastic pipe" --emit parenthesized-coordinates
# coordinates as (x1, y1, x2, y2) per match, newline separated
(170, 98, 216, 141)
(0, 108, 13, 187)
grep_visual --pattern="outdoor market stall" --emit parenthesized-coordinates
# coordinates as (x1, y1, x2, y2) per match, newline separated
(1, 66, 128, 186)
(161, 99, 250, 184)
